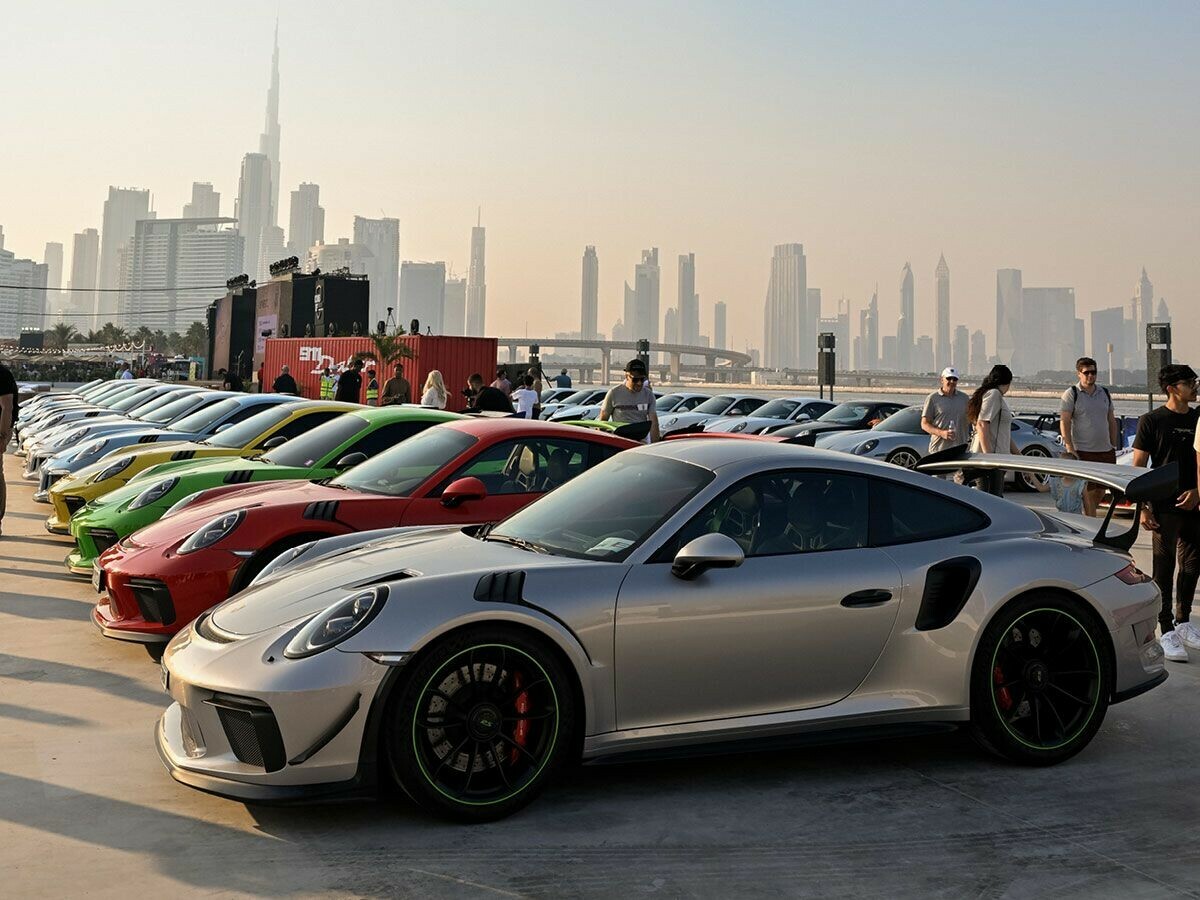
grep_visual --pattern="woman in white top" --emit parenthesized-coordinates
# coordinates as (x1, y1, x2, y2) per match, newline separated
(421, 370, 448, 409)
(966, 364, 1017, 496)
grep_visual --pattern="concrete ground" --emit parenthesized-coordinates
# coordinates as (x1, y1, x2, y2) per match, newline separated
(1, 449, 1198, 900)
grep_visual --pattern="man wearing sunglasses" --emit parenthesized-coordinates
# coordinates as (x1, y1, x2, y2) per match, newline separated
(1133, 363, 1200, 662)
(1061, 356, 1120, 516)
(921, 366, 969, 455)
(599, 358, 661, 443)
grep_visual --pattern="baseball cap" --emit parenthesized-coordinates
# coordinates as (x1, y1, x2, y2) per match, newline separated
(941, 367, 959, 379)
(625, 358, 648, 375)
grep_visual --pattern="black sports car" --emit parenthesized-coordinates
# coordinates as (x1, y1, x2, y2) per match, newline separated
(772, 400, 907, 445)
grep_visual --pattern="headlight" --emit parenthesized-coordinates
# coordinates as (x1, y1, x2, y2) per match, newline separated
(92, 455, 134, 483)
(177, 510, 245, 554)
(284, 585, 389, 659)
(129, 477, 179, 510)
(250, 540, 316, 587)
(82, 439, 108, 457)
(854, 439, 879, 455)
(46, 415, 64, 427)
(665, 417, 678, 427)
(732, 421, 747, 433)
(162, 490, 202, 518)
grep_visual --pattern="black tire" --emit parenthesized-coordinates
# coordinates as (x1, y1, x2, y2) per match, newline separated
(970, 593, 1111, 765)
(385, 626, 576, 822)
(144, 642, 166, 662)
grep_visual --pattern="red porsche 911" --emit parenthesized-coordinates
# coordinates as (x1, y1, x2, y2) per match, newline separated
(93, 418, 636, 651)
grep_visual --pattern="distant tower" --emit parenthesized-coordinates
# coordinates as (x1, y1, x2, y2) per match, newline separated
(259, 22, 282, 229)
(69, 229, 99, 319)
(1136, 267, 1154, 325)
(43, 242, 63, 316)
(762, 243, 805, 369)
(97, 186, 151, 319)
(634, 248, 660, 344)
(864, 286, 879, 369)
(664, 306, 679, 345)
(182, 183, 220, 219)
(995, 268, 1023, 369)
(580, 246, 599, 341)
(678, 252, 699, 346)
(235, 153, 272, 280)
(935, 254, 951, 371)
(714, 301, 727, 350)
(466, 212, 486, 335)
(354, 216, 400, 329)
(970, 329, 987, 375)
(287, 183, 324, 260)
(898, 263, 914, 372)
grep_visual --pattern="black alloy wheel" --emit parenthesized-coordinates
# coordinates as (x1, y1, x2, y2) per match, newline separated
(387, 627, 575, 822)
(970, 593, 1111, 765)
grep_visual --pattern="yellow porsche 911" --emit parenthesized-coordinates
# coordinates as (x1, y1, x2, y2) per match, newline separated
(45, 399, 358, 533)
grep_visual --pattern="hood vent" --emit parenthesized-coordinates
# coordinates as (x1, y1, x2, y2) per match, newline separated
(474, 570, 526, 605)
(348, 570, 415, 590)
(171, 449, 196, 460)
(223, 469, 254, 485)
(139, 435, 159, 444)
(303, 500, 340, 521)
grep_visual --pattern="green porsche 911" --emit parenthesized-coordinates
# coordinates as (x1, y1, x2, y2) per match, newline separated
(65, 406, 464, 574)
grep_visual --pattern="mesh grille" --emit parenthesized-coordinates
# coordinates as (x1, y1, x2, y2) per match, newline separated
(216, 707, 264, 767)
(129, 579, 176, 625)
(63, 496, 87, 516)
(90, 528, 119, 556)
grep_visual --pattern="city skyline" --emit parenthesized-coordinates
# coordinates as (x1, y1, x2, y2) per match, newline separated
(0, 3, 1195, 360)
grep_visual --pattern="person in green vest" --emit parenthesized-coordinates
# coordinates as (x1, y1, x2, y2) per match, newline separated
(365, 367, 379, 406)
(319, 367, 335, 400)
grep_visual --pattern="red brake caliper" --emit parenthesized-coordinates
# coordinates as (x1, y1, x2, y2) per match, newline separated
(511, 672, 530, 765)
(993, 665, 1013, 711)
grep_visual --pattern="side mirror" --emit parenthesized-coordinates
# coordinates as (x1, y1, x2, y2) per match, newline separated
(261, 435, 288, 450)
(441, 476, 487, 508)
(671, 533, 745, 580)
(334, 451, 367, 469)
(795, 413, 811, 422)
(214, 422, 233, 433)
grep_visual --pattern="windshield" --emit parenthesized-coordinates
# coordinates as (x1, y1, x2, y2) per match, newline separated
(874, 407, 923, 434)
(818, 402, 871, 423)
(556, 390, 592, 406)
(168, 397, 241, 433)
(206, 404, 297, 448)
(330, 426, 476, 496)
(111, 388, 162, 413)
(97, 385, 147, 407)
(142, 393, 208, 424)
(263, 414, 369, 468)
(754, 399, 801, 420)
(488, 454, 713, 561)
(131, 390, 190, 419)
(656, 394, 684, 411)
(692, 395, 735, 414)
(540, 388, 566, 402)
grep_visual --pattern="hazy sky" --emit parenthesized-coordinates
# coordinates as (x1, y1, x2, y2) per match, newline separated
(2, 1, 1197, 362)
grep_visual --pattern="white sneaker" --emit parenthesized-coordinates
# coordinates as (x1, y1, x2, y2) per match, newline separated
(1174, 621, 1200, 651)
(1161, 630, 1189, 662)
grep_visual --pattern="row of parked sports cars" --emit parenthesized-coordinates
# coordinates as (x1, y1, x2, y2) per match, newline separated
(13, 378, 1172, 821)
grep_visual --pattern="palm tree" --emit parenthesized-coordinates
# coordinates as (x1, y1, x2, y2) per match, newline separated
(359, 327, 415, 370)
(97, 322, 129, 346)
(152, 330, 168, 352)
(46, 322, 77, 350)
(133, 326, 155, 348)
(180, 322, 209, 358)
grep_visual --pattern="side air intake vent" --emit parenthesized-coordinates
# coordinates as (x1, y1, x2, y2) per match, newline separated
(171, 449, 196, 460)
(302, 500, 340, 521)
(915, 557, 982, 631)
(474, 571, 526, 604)
(139, 435, 159, 444)
(223, 469, 254, 485)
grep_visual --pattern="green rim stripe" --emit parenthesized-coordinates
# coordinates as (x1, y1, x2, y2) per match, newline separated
(989, 607, 1101, 751)
(412, 642, 560, 807)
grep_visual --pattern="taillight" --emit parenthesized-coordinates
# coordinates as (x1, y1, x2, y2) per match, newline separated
(1115, 564, 1152, 585)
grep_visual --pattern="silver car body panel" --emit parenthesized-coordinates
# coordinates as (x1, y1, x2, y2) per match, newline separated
(160, 441, 1165, 793)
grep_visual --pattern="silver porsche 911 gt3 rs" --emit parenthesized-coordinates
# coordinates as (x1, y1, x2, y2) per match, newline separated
(157, 440, 1171, 822)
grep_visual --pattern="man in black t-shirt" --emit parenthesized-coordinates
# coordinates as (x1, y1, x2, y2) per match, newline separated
(1133, 363, 1200, 662)
(335, 359, 364, 403)
(0, 361, 18, 536)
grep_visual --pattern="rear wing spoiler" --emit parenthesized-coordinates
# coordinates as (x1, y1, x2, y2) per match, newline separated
(917, 446, 1179, 553)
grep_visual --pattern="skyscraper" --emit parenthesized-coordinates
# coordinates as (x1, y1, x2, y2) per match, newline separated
(995, 268, 1023, 369)
(863, 287, 879, 370)
(0, 246, 47, 339)
(664, 307, 679, 345)
(120, 217, 243, 332)
(400, 261, 447, 334)
(1091, 307, 1126, 376)
(444, 277, 467, 335)
(353, 216, 400, 329)
(804, 288, 821, 368)
(1156, 297, 1171, 323)
(98, 186, 151, 318)
(1136, 267, 1153, 326)
(43, 242, 63, 318)
(678, 252, 699, 346)
(953, 325, 970, 374)
(970, 330, 987, 375)
(69, 228, 99, 319)
(714, 301, 727, 350)
(580, 245, 599, 341)
(631, 247, 661, 345)
(897, 263, 914, 372)
(1024, 287, 1077, 371)
(258, 225, 286, 278)
(762, 243, 805, 369)
(934, 254, 950, 372)
(466, 218, 486, 335)
(235, 152, 272, 281)
(182, 183, 220, 219)
(914, 335, 934, 374)
(259, 23, 282, 229)
(307, 238, 372, 280)
(287, 183, 324, 261)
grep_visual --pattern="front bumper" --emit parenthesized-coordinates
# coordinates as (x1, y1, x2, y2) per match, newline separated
(156, 623, 389, 800)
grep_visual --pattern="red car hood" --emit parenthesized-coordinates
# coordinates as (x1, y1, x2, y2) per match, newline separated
(126, 481, 361, 549)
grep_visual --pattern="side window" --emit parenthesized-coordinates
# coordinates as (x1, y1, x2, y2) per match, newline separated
(255, 410, 343, 446)
(654, 470, 869, 561)
(222, 403, 277, 427)
(437, 438, 594, 495)
(730, 398, 765, 415)
(681, 396, 706, 410)
(801, 402, 834, 418)
(344, 421, 438, 459)
(868, 478, 988, 546)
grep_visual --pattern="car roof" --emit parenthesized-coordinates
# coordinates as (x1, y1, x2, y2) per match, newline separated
(441, 416, 637, 445)
(349, 405, 466, 423)
(274, 400, 360, 414)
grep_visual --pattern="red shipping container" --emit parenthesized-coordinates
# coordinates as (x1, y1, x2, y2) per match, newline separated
(262, 335, 499, 406)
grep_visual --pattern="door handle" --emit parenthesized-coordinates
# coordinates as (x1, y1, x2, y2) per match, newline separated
(841, 589, 893, 608)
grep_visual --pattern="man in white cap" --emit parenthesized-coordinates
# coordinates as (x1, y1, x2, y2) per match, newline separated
(921, 367, 969, 454)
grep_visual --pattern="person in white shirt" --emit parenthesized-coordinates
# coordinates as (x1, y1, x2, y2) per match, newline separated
(421, 370, 448, 409)
(117, 362, 133, 379)
(513, 376, 539, 419)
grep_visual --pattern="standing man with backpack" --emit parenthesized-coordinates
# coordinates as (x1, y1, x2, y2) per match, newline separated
(1060, 356, 1120, 516)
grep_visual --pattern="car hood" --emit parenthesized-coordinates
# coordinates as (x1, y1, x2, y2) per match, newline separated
(814, 428, 875, 450)
(129, 454, 274, 485)
(706, 415, 789, 433)
(210, 528, 573, 635)
(660, 411, 724, 430)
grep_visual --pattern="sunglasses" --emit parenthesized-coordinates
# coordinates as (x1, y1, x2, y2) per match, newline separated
(1080, 369, 1097, 376)
(628, 376, 646, 384)
(944, 377, 959, 382)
